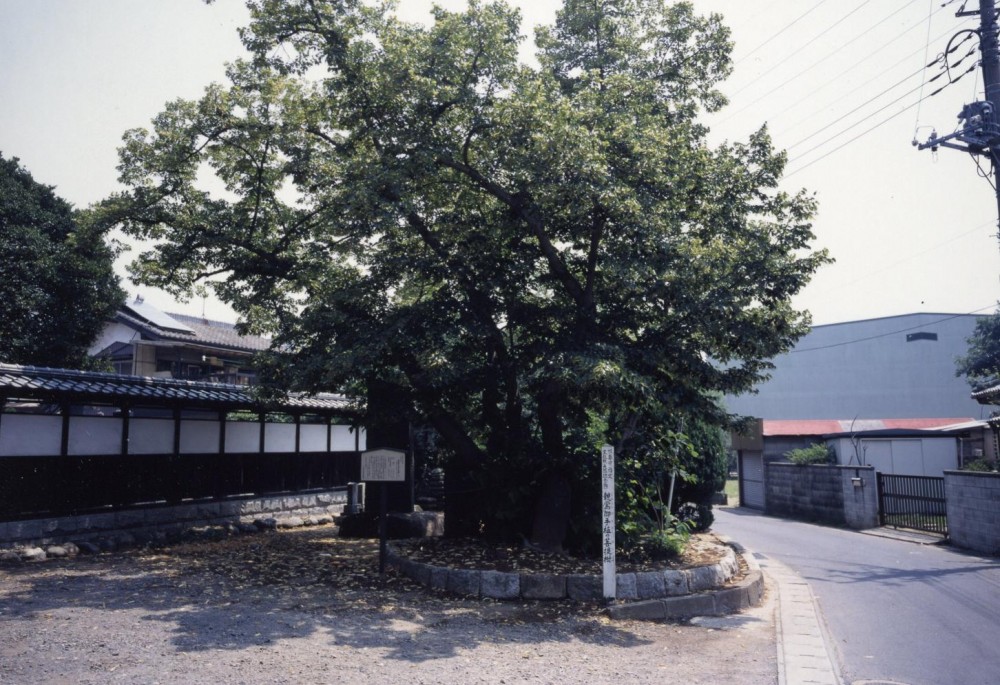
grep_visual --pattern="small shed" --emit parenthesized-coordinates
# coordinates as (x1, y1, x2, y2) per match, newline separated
(734, 417, 978, 508)
(825, 429, 960, 477)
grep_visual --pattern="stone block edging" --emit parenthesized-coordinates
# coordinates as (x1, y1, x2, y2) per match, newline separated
(606, 540, 764, 621)
(385, 540, 745, 605)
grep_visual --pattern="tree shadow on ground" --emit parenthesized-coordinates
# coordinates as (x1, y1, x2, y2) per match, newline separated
(0, 526, 656, 662)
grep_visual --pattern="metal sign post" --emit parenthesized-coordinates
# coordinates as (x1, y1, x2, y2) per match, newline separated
(361, 449, 406, 574)
(601, 444, 616, 600)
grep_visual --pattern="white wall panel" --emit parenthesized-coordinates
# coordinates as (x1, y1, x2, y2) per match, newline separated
(331, 424, 360, 451)
(129, 418, 175, 455)
(225, 422, 260, 453)
(264, 423, 296, 452)
(180, 420, 221, 454)
(299, 424, 328, 452)
(0, 414, 63, 456)
(69, 416, 122, 455)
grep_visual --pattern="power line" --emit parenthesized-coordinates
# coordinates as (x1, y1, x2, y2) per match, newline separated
(784, 37, 977, 154)
(784, 68, 974, 178)
(723, 0, 928, 125)
(786, 68, 928, 152)
(735, 0, 832, 67)
(913, 0, 937, 134)
(768, 20, 967, 140)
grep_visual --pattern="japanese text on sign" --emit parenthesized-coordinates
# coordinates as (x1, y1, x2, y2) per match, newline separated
(601, 443, 615, 599)
(361, 449, 406, 482)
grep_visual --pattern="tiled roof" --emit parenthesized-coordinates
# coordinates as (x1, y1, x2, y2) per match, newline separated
(0, 363, 360, 416)
(763, 418, 975, 437)
(115, 306, 271, 353)
(971, 384, 1000, 403)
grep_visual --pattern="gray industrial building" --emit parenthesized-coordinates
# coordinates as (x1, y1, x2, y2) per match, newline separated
(724, 312, 988, 421)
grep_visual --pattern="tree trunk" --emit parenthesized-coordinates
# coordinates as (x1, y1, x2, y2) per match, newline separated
(530, 471, 572, 552)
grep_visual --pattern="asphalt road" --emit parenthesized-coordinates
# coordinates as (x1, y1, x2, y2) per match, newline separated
(715, 507, 1000, 685)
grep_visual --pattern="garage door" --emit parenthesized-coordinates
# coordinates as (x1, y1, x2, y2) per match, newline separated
(740, 450, 764, 510)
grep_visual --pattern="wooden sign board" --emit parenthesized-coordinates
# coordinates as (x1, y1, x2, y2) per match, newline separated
(361, 448, 406, 482)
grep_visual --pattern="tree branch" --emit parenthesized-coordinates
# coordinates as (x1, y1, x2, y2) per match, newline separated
(436, 156, 587, 306)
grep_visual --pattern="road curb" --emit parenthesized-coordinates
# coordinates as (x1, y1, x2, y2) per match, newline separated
(606, 540, 765, 621)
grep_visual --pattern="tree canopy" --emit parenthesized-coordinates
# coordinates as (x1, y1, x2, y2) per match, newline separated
(0, 154, 124, 369)
(98, 0, 829, 549)
(956, 308, 1000, 391)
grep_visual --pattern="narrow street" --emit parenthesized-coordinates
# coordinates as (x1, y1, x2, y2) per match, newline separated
(716, 508, 1000, 685)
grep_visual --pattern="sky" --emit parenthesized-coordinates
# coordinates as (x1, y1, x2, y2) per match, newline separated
(2, 0, 999, 326)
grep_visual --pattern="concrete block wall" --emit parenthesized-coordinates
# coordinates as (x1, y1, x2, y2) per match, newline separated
(841, 466, 879, 529)
(765, 463, 845, 525)
(944, 471, 1000, 555)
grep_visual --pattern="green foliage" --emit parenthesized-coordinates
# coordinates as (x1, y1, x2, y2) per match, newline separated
(956, 307, 1000, 391)
(616, 427, 695, 553)
(961, 457, 997, 472)
(95, 0, 828, 548)
(669, 421, 727, 529)
(0, 154, 124, 368)
(637, 519, 692, 561)
(786, 442, 834, 466)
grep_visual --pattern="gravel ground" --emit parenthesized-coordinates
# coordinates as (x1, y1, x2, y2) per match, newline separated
(0, 528, 777, 684)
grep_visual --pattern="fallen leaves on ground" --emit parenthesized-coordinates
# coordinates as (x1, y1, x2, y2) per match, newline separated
(394, 534, 727, 575)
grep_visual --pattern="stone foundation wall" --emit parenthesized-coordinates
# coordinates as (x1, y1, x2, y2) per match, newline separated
(0, 488, 348, 548)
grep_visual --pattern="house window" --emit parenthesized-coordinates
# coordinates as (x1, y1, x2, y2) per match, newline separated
(905, 332, 938, 342)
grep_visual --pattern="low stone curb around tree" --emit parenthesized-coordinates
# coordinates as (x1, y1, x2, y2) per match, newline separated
(385, 540, 747, 609)
(605, 541, 764, 621)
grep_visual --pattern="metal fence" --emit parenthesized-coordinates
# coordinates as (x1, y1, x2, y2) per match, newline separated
(877, 473, 948, 536)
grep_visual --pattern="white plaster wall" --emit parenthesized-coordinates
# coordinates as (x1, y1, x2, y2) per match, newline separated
(300, 424, 328, 452)
(88, 321, 139, 355)
(0, 415, 62, 456)
(129, 418, 174, 455)
(225, 422, 259, 453)
(180, 420, 221, 454)
(331, 425, 362, 451)
(264, 423, 296, 452)
(68, 417, 122, 455)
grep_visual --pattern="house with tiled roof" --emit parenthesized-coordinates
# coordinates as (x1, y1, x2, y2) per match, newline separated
(89, 296, 270, 385)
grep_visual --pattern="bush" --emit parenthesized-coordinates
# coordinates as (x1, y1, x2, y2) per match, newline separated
(962, 458, 997, 472)
(786, 443, 834, 465)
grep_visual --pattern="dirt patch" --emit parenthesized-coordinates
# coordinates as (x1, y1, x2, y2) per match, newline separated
(0, 525, 776, 684)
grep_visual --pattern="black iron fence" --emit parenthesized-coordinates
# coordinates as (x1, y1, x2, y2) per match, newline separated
(877, 472, 948, 536)
(0, 451, 361, 521)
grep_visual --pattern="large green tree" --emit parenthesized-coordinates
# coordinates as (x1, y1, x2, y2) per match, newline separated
(0, 154, 124, 369)
(98, 0, 828, 549)
(956, 307, 1000, 391)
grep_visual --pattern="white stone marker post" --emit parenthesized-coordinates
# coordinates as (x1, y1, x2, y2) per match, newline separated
(601, 443, 616, 600)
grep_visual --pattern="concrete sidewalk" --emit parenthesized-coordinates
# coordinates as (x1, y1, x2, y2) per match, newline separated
(757, 554, 842, 685)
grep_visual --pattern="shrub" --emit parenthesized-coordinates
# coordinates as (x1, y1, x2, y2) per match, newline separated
(786, 443, 834, 465)
(642, 519, 691, 560)
(962, 458, 997, 472)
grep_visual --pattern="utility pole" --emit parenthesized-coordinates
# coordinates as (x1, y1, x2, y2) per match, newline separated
(917, 0, 1000, 232)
